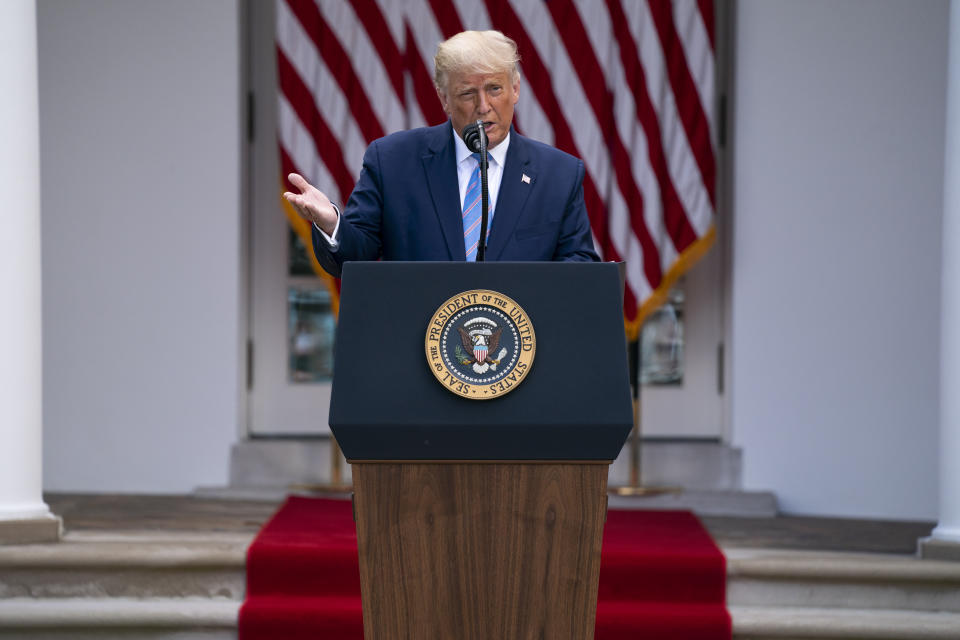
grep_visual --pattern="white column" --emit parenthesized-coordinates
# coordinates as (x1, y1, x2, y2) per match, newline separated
(0, 0, 54, 525)
(933, 0, 960, 545)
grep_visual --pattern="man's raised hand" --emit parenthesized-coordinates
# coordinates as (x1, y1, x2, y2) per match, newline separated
(283, 173, 339, 235)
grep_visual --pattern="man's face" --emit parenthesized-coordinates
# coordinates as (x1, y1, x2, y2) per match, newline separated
(438, 70, 519, 150)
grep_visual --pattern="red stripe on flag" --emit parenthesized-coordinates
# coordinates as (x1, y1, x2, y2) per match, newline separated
(285, 0, 385, 143)
(350, 0, 405, 104)
(546, 0, 663, 288)
(277, 48, 356, 201)
(427, 0, 465, 38)
(647, 0, 716, 208)
(607, 0, 699, 253)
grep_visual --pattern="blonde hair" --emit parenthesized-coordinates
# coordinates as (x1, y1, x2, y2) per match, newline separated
(434, 30, 520, 92)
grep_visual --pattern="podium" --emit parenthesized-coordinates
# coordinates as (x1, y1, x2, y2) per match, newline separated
(331, 262, 633, 640)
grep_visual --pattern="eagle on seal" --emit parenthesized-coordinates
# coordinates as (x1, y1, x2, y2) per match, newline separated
(458, 326, 502, 365)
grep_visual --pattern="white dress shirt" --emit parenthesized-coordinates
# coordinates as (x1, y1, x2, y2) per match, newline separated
(454, 128, 509, 215)
(317, 127, 511, 250)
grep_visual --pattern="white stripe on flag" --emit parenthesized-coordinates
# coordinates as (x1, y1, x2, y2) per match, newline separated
(673, 0, 716, 144)
(373, 0, 406, 62)
(406, 0, 445, 77)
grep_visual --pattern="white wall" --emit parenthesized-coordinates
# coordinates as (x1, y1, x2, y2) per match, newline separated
(731, 0, 949, 519)
(38, 0, 242, 492)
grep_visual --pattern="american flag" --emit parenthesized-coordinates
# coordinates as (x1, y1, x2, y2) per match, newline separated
(277, 0, 716, 336)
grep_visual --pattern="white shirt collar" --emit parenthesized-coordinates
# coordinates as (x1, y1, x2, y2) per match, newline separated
(453, 125, 510, 168)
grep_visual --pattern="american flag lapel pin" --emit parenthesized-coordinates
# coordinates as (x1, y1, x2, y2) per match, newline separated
(521, 173, 531, 184)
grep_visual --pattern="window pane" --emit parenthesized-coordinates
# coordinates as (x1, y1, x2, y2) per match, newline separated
(289, 288, 335, 383)
(288, 228, 314, 277)
(640, 287, 684, 385)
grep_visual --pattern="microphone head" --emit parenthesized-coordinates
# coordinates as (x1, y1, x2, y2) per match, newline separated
(460, 121, 487, 153)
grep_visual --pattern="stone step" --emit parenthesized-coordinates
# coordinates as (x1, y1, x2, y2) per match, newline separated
(0, 598, 237, 640)
(197, 485, 780, 518)
(8, 536, 957, 612)
(607, 489, 778, 518)
(730, 606, 960, 639)
(727, 548, 960, 613)
(1, 600, 959, 640)
(4, 534, 960, 639)
(0, 533, 249, 600)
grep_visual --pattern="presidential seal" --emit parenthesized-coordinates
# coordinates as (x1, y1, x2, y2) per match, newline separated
(425, 289, 536, 400)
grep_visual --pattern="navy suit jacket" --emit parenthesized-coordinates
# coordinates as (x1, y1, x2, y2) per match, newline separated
(312, 122, 599, 277)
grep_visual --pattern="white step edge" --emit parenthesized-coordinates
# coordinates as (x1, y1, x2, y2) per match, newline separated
(0, 599, 239, 628)
(731, 606, 960, 639)
(725, 548, 960, 583)
(0, 534, 251, 569)
(3, 599, 960, 639)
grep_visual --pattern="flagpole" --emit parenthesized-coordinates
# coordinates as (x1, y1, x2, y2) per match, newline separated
(630, 363, 641, 487)
(630, 336, 642, 486)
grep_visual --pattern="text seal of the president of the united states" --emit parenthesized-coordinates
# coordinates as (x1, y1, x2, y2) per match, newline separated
(425, 289, 536, 400)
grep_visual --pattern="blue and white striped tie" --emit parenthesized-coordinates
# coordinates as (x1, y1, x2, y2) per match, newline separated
(462, 153, 492, 261)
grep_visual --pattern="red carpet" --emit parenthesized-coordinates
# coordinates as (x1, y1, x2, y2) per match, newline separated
(239, 496, 730, 639)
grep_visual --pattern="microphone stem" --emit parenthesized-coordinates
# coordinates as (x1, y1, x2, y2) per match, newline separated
(477, 126, 489, 262)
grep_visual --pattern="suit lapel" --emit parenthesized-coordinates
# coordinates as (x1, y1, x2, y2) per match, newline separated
(421, 123, 465, 261)
(486, 131, 534, 261)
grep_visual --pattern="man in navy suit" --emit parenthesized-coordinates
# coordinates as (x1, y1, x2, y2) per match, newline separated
(284, 30, 599, 277)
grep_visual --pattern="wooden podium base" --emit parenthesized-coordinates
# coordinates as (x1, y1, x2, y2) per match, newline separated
(352, 462, 609, 640)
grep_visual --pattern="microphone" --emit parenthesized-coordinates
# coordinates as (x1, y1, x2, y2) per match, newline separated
(460, 121, 490, 261)
(460, 121, 487, 153)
